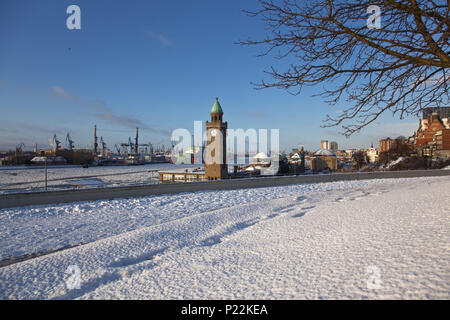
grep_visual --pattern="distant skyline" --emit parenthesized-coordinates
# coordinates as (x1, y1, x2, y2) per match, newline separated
(0, 0, 422, 152)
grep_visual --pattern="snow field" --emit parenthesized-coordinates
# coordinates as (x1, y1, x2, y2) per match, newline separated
(0, 176, 449, 299)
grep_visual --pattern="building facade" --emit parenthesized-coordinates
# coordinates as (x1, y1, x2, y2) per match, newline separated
(366, 144, 378, 163)
(329, 141, 338, 152)
(320, 140, 329, 150)
(414, 113, 450, 147)
(311, 149, 337, 171)
(413, 112, 450, 157)
(379, 138, 394, 153)
(435, 129, 450, 151)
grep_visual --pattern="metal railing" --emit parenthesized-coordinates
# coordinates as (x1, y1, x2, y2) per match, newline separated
(0, 168, 161, 194)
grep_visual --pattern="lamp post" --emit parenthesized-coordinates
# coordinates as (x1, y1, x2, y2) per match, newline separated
(44, 156, 48, 190)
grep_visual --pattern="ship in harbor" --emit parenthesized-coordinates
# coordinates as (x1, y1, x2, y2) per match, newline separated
(94, 126, 170, 166)
(0, 125, 171, 167)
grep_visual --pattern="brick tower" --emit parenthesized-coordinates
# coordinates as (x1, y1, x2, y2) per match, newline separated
(205, 97, 228, 180)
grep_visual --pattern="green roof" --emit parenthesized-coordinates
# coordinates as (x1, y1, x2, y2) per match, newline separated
(211, 97, 223, 114)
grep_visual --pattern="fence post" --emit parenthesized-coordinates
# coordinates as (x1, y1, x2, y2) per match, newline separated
(45, 157, 48, 190)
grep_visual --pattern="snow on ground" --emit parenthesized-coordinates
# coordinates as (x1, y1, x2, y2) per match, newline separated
(0, 163, 198, 194)
(0, 178, 421, 261)
(0, 176, 449, 299)
(386, 157, 405, 168)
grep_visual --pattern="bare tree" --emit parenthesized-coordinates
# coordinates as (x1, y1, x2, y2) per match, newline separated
(239, 0, 450, 136)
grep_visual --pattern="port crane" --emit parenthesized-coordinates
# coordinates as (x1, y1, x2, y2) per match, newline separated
(114, 144, 121, 155)
(100, 136, 107, 155)
(119, 137, 133, 156)
(66, 133, 74, 150)
(53, 134, 61, 151)
(118, 128, 144, 156)
(16, 142, 25, 154)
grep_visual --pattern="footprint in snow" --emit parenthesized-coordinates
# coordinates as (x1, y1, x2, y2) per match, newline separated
(295, 196, 308, 202)
(109, 247, 168, 268)
(292, 211, 306, 218)
(275, 204, 296, 213)
(200, 220, 259, 247)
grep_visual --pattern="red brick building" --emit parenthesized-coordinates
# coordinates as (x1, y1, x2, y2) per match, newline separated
(414, 113, 448, 147)
(435, 129, 450, 151)
(379, 138, 394, 153)
(414, 112, 450, 156)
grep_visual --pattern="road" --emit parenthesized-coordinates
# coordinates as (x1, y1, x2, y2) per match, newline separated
(1, 169, 449, 209)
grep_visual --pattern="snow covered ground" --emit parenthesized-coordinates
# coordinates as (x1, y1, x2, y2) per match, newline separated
(0, 163, 199, 194)
(0, 176, 449, 299)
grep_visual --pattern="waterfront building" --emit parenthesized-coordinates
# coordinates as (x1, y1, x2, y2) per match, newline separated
(205, 98, 228, 180)
(311, 149, 337, 171)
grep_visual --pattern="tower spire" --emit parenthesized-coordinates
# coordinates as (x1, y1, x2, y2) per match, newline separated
(205, 97, 228, 180)
(210, 97, 223, 114)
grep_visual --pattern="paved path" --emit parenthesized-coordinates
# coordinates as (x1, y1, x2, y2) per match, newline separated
(1, 170, 449, 209)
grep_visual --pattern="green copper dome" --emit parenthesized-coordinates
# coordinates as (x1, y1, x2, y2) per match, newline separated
(211, 97, 223, 114)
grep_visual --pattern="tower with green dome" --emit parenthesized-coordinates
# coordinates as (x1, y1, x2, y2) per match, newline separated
(211, 97, 223, 114)
(205, 97, 228, 180)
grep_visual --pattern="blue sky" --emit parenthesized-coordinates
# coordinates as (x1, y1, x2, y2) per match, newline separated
(0, 0, 420, 152)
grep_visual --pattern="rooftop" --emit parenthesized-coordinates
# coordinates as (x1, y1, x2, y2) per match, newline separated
(211, 97, 223, 114)
(314, 149, 336, 157)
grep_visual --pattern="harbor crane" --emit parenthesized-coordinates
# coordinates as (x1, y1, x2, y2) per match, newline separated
(16, 142, 25, 154)
(128, 136, 133, 149)
(134, 127, 139, 155)
(53, 134, 61, 151)
(119, 137, 133, 156)
(114, 144, 121, 155)
(66, 133, 74, 150)
(100, 136, 107, 155)
(94, 125, 98, 155)
(119, 128, 141, 156)
(13, 143, 25, 165)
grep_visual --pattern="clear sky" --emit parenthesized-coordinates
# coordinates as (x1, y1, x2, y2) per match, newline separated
(0, 0, 420, 153)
